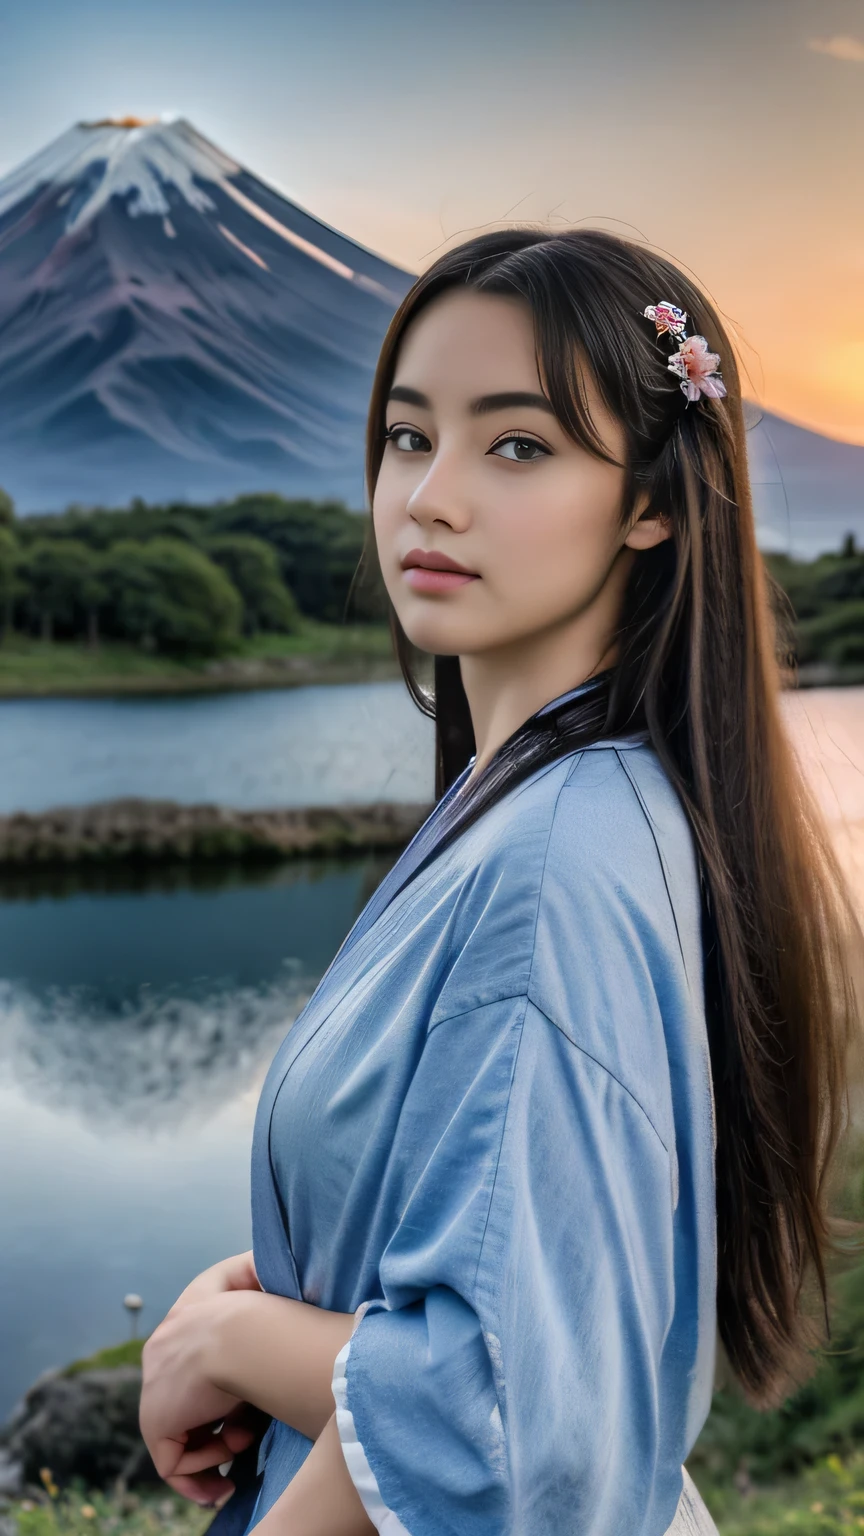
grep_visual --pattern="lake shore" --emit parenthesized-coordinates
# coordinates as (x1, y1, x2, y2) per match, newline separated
(0, 623, 401, 698)
(0, 629, 860, 700)
(0, 797, 432, 866)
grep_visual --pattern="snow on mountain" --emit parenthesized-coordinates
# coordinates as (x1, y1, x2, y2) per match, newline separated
(0, 115, 859, 551)
(0, 116, 413, 511)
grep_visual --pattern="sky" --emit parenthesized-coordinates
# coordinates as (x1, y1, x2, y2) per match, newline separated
(1, 0, 862, 444)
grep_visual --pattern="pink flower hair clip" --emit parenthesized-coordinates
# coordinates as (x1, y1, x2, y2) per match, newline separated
(643, 300, 727, 404)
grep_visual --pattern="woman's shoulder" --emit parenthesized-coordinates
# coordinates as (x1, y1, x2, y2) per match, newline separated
(551, 737, 700, 895)
(430, 738, 702, 1023)
(454, 735, 697, 897)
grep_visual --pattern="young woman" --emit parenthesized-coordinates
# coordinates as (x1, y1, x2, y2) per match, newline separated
(139, 229, 862, 1536)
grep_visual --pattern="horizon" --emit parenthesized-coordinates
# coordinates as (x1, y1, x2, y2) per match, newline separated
(1, 0, 862, 450)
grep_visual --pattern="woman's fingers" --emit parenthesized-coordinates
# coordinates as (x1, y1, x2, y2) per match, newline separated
(166, 1472, 235, 1507)
(169, 1437, 238, 1476)
(179, 1417, 254, 1463)
(222, 1421, 257, 1452)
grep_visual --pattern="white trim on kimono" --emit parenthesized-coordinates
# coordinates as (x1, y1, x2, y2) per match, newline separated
(331, 1334, 411, 1536)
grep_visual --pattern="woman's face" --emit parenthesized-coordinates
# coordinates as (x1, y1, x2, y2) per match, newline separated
(373, 287, 666, 661)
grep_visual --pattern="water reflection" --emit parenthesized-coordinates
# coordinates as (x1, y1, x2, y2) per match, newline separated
(0, 855, 394, 1417)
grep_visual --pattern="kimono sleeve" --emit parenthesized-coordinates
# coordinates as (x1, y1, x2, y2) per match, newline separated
(331, 994, 683, 1536)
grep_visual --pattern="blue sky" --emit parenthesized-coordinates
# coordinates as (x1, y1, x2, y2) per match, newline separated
(2, 0, 863, 441)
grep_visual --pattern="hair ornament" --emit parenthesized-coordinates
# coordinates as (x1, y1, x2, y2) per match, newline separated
(643, 300, 727, 403)
(643, 301, 688, 338)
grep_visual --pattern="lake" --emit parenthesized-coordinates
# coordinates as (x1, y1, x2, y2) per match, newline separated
(0, 854, 397, 1419)
(2, 680, 864, 1421)
(0, 682, 434, 814)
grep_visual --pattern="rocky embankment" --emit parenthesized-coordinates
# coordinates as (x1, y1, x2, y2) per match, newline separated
(0, 1343, 157, 1498)
(0, 799, 432, 867)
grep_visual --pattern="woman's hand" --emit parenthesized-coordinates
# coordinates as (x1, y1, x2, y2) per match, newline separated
(141, 1287, 356, 1505)
(169, 1251, 262, 1311)
(140, 1293, 258, 1507)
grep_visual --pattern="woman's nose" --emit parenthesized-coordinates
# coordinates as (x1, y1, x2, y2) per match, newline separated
(406, 452, 472, 532)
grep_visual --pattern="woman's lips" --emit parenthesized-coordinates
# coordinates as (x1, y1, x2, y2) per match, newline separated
(403, 567, 479, 593)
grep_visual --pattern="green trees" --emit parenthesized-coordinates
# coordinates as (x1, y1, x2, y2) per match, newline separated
(205, 535, 300, 635)
(9, 493, 388, 637)
(0, 526, 19, 639)
(766, 544, 864, 671)
(4, 488, 864, 669)
(101, 539, 242, 655)
(0, 489, 19, 638)
(205, 496, 379, 622)
(19, 540, 103, 643)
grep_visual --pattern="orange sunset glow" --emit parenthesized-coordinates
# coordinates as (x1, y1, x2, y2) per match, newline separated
(3, 1, 863, 448)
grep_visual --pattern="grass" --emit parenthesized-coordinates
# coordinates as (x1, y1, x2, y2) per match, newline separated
(0, 622, 398, 697)
(8, 1455, 864, 1536)
(62, 1342, 145, 1378)
(231, 621, 395, 663)
(9, 1485, 212, 1536)
(689, 1450, 864, 1533)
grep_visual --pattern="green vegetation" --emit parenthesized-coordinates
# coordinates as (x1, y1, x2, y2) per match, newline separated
(10, 1485, 210, 1536)
(99, 539, 243, 655)
(766, 535, 864, 676)
(0, 490, 387, 679)
(1, 488, 863, 694)
(203, 535, 300, 635)
(0, 487, 396, 691)
(681, 1142, 864, 1530)
(0, 621, 397, 696)
(62, 1342, 145, 1378)
(694, 1450, 864, 1532)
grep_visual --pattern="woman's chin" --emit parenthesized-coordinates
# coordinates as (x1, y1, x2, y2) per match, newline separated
(394, 614, 473, 657)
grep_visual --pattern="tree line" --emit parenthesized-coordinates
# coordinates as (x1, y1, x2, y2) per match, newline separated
(1, 487, 860, 669)
(0, 491, 387, 656)
(766, 533, 864, 669)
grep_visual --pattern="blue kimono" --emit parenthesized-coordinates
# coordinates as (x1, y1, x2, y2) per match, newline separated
(246, 696, 718, 1535)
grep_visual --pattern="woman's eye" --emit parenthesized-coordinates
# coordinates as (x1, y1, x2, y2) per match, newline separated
(490, 436, 550, 463)
(385, 427, 430, 453)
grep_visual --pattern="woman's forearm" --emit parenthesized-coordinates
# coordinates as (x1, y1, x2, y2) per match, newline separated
(207, 1292, 354, 1442)
(251, 1414, 375, 1536)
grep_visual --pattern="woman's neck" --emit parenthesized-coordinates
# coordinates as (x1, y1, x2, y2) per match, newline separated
(461, 628, 619, 782)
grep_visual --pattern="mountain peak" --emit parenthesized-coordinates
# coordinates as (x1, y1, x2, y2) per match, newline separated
(0, 118, 414, 512)
(81, 115, 162, 130)
(0, 117, 244, 231)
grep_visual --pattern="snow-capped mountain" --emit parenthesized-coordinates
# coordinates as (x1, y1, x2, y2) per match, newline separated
(0, 116, 413, 511)
(0, 116, 859, 552)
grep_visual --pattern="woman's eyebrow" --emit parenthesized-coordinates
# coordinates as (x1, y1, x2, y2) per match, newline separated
(387, 386, 556, 417)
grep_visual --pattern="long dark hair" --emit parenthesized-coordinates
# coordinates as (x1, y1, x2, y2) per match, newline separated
(359, 227, 862, 1406)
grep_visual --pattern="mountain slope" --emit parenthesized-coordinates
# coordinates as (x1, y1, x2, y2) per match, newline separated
(747, 409, 864, 559)
(0, 117, 413, 511)
(0, 117, 859, 553)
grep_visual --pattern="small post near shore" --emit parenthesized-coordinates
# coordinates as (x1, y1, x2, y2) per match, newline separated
(123, 1293, 143, 1340)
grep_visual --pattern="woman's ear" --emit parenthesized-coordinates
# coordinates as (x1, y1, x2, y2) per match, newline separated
(623, 492, 672, 553)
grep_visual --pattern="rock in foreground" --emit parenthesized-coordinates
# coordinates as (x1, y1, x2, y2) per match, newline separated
(0, 1366, 153, 1492)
